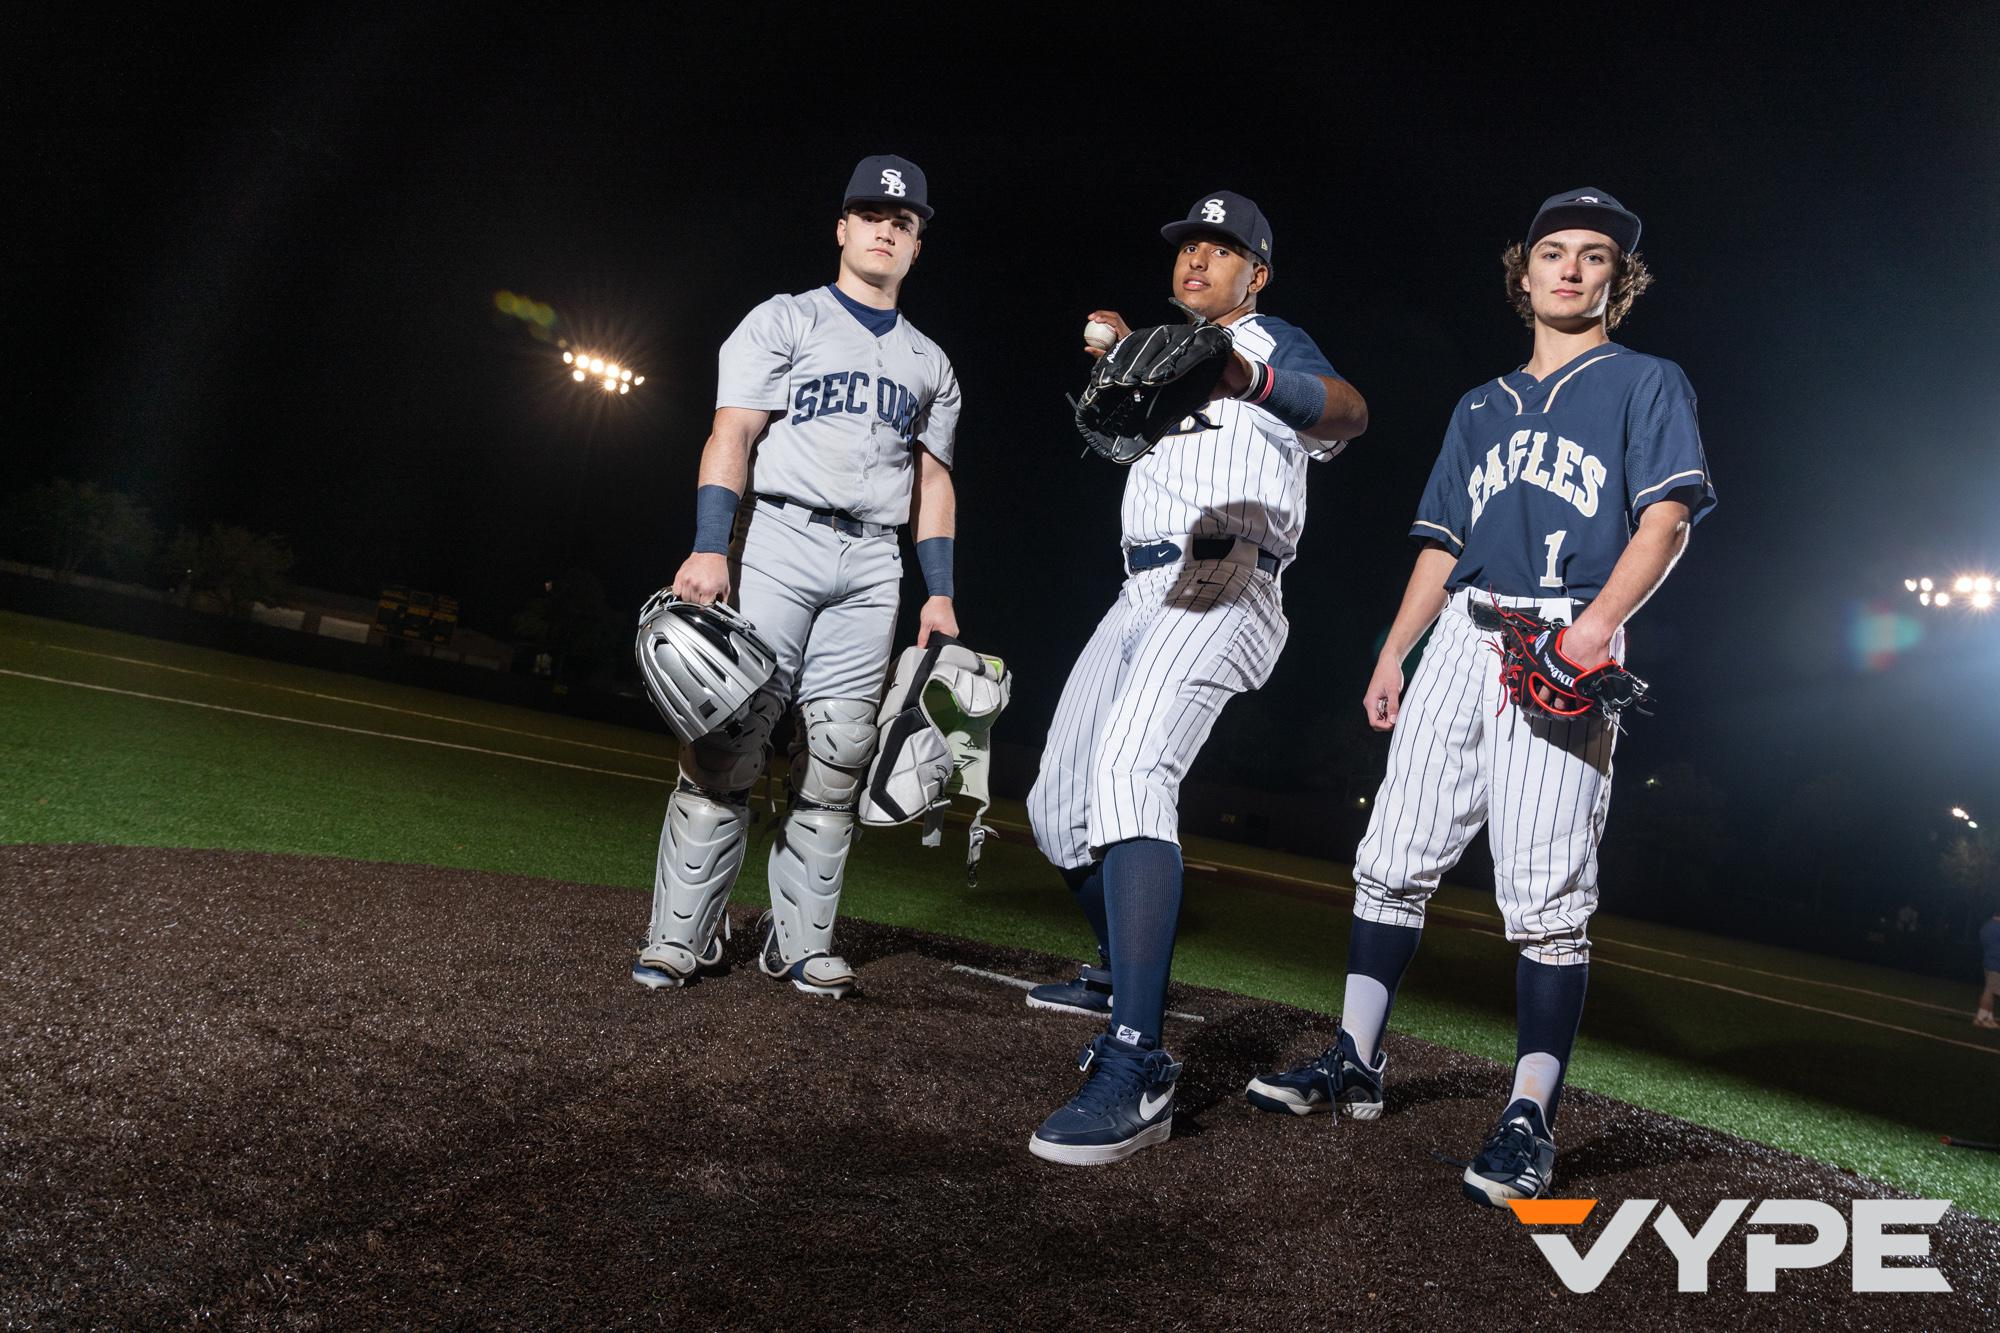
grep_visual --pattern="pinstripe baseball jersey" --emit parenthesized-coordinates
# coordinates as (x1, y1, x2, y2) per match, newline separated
(1120, 314, 1344, 561)
(717, 285, 962, 525)
(1411, 344, 1715, 599)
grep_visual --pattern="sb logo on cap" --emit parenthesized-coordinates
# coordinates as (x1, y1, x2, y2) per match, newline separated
(1200, 198, 1228, 223)
(881, 169, 907, 197)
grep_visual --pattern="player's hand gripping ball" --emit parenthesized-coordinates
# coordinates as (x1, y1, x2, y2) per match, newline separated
(1083, 319, 1120, 352)
(1482, 601, 1651, 723)
(1072, 319, 1235, 465)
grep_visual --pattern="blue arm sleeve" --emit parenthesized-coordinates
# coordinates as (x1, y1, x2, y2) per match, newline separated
(914, 536, 955, 599)
(692, 485, 739, 554)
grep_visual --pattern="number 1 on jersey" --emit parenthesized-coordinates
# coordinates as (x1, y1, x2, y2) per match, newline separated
(1540, 530, 1568, 589)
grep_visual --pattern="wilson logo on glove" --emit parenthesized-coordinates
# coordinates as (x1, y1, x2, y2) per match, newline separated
(1472, 595, 1650, 724)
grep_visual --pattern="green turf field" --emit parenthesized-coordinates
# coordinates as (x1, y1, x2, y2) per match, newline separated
(3, 608, 1996, 1216)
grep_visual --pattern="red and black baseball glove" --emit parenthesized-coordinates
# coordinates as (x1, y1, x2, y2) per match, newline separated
(1473, 600, 1651, 723)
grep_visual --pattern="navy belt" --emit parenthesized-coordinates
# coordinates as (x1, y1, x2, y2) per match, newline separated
(1124, 537, 1280, 577)
(756, 493, 895, 539)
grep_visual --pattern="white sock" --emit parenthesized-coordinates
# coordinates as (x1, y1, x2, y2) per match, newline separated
(1510, 1052, 1563, 1118)
(1342, 974, 1391, 1065)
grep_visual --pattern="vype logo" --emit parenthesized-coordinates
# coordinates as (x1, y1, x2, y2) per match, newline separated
(1509, 1198, 1952, 1293)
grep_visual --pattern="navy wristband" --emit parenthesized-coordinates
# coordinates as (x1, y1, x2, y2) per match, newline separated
(915, 536, 955, 599)
(1243, 362, 1326, 431)
(692, 485, 739, 554)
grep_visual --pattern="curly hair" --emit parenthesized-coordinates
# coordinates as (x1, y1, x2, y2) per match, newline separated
(1502, 242, 1654, 330)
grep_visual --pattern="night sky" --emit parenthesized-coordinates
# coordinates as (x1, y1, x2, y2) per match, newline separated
(11, 11, 2000, 873)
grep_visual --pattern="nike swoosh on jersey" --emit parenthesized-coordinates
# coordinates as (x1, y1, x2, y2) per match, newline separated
(1471, 397, 1488, 410)
(1139, 1087, 1173, 1119)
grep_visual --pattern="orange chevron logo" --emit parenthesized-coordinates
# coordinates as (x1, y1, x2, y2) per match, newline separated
(1507, 1198, 1598, 1226)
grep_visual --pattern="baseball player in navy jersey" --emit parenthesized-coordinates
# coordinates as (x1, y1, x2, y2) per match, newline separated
(630, 154, 963, 1000)
(1246, 189, 1716, 1206)
(1023, 191, 1369, 1164)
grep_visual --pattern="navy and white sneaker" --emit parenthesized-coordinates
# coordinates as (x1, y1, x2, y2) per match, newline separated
(755, 911, 857, 999)
(631, 919, 729, 990)
(1025, 963, 1113, 1017)
(1029, 1033, 1181, 1166)
(1461, 1098, 1557, 1207)
(1244, 1024, 1386, 1118)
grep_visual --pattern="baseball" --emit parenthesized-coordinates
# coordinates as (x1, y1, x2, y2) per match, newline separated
(1083, 319, 1118, 351)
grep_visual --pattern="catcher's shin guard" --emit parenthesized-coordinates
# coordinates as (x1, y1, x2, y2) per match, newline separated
(636, 786, 750, 987)
(634, 691, 777, 989)
(762, 698, 874, 992)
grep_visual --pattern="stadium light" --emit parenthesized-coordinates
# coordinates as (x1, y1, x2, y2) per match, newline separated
(1908, 572, 1997, 611)
(1952, 807, 1970, 820)
(1972, 822, 1982, 830)
(561, 348, 644, 396)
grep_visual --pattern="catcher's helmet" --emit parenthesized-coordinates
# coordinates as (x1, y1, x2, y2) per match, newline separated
(634, 591, 777, 743)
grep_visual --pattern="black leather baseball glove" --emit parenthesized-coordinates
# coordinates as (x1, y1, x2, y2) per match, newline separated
(1072, 318, 1235, 465)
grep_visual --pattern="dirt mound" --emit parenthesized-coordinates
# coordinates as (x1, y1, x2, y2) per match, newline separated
(2, 844, 1993, 1328)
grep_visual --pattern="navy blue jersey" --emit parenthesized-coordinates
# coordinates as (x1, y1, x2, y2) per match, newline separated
(1411, 343, 1715, 599)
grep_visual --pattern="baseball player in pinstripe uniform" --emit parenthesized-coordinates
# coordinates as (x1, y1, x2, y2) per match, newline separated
(1246, 189, 1716, 1206)
(630, 154, 963, 1000)
(1024, 192, 1369, 1164)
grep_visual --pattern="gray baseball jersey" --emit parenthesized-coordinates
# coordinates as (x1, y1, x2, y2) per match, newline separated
(717, 286, 962, 525)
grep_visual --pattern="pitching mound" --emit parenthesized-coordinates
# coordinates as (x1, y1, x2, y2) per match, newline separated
(3, 844, 1995, 1328)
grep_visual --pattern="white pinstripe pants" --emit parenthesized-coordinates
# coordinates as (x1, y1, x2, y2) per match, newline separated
(1352, 589, 1620, 964)
(1028, 561, 1288, 869)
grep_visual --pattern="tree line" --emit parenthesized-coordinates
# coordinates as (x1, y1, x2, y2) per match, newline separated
(2, 479, 294, 617)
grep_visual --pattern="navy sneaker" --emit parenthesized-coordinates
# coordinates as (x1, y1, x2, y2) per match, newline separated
(1461, 1098, 1557, 1207)
(1028, 1034, 1181, 1166)
(1025, 964, 1113, 1017)
(1244, 1024, 1386, 1118)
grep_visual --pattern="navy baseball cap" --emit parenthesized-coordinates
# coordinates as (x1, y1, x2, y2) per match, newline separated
(1527, 187, 1642, 254)
(1161, 191, 1274, 271)
(842, 154, 932, 221)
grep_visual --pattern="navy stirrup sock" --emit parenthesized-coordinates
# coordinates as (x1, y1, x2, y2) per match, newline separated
(1514, 956, 1589, 1125)
(1102, 838, 1183, 1047)
(1342, 918, 1422, 1064)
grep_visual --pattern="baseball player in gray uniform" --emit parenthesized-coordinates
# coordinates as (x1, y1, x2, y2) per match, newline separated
(1022, 192, 1369, 1164)
(631, 154, 963, 1000)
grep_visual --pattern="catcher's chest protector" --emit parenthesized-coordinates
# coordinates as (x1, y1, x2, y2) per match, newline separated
(859, 638, 1012, 882)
